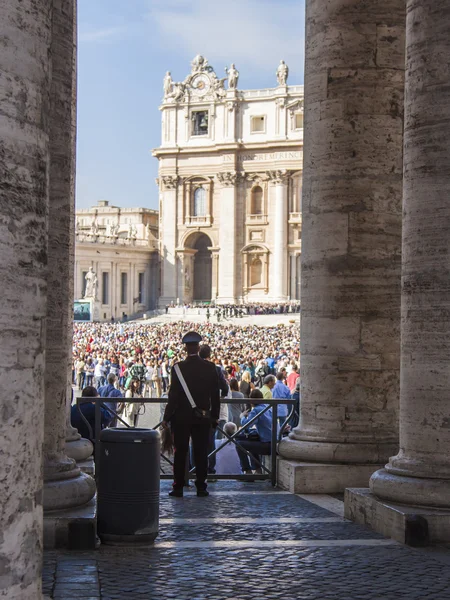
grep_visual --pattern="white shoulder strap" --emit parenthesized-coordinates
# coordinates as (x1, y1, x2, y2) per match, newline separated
(174, 363, 196, 409)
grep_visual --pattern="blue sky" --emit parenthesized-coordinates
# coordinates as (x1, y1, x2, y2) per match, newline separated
(76, 0, 305, 210)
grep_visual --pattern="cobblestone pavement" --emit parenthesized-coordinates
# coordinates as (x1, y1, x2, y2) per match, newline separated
(43, 481, 450, 600)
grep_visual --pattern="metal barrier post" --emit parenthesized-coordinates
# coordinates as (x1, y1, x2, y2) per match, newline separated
(271, 403, 278, 487)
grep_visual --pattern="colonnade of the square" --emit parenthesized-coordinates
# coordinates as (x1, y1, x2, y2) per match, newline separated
(279, 0, 450, 520)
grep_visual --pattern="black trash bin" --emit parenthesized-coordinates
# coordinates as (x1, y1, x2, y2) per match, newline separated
(97, 427, 160, 545)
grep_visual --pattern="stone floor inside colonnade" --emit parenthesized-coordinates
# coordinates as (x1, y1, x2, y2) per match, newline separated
(43, 481, 450, 600)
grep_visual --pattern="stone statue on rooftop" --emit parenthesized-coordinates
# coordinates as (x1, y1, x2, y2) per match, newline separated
(128, 223, 137, 241)
(226, 64, 239, 89)
(163, 71, 173, 98)
(276, 60, 289, 86)
(191, 55, 208, 73)
(90, 219, 99, 237)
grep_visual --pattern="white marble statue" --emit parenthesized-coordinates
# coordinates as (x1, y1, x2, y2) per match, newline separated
(171, 82, 186, 102)
(163, 71, 173, 98)
(84, 267, 98, 299)
(226, 64, 239, 89)
(277, 60, 289, 86)
(128, 223, 137, 241)
(191, 55, 208, 73)
(90, 219, 99, 237)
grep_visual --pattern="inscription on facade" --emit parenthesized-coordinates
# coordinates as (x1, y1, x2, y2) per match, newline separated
(223, 151, 301, 163)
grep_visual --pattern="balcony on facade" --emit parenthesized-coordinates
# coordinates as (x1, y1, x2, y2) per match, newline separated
(184, 215, 212, 227)
(246, 214, 268, 226)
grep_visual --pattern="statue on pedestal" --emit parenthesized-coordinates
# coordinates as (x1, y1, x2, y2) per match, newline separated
(163, 71, 173, 98)
(90, 219, 99, 238)
(128, 223, 137, 241)
(84, 267, 98, 300)
(276, 60, 289, 86)
(225, 64, 239, 89)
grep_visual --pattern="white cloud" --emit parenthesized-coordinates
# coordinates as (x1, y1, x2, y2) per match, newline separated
(78, 26, 124, 43)
(148, 0, 305, 80)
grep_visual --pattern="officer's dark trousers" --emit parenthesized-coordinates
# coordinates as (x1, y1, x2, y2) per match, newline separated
(172, 419, 211, 490)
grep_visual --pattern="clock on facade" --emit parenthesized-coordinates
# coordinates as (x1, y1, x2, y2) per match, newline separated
(191, 74, 211, 96)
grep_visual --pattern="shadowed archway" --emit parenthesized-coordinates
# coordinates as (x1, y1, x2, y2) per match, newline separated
(185, 232, 213, 302)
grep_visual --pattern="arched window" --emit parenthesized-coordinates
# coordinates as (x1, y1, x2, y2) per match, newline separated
(193, 187, 206, 217)
(250, 257, 263, 287)
(251, 186, 263, 215)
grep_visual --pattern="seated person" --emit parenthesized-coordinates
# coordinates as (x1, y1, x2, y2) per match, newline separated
(71, 385, 111, 441)
(214, 422, 241, 475)
(236, 389, 273, 475)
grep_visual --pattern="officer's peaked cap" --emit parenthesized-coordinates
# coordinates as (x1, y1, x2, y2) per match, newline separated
(182, 331, 202, 344)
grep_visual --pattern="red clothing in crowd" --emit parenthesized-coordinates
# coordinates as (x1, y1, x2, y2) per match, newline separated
(287, 371, 299, 392)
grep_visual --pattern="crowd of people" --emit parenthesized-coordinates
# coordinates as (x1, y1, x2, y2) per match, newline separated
(73, 321, 299, 394)
(71, 320, 300, 477)
(165, 301, 301, 316)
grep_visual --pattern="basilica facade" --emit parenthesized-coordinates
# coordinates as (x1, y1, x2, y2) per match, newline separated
(154, 56, 303, 305)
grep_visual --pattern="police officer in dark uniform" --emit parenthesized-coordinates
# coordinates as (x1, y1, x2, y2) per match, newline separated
(162, 331, 220, 497)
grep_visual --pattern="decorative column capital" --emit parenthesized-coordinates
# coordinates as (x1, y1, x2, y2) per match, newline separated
(217, 171, 238, 187)
(267, 169, 290, 185)
(161, 175, 179, 190)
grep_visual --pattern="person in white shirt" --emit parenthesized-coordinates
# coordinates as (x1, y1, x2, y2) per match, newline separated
(215, 422, 241, 475)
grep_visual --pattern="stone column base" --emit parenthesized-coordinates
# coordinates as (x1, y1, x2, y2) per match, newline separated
(44, 471, 96, 511)
(277, 458, 383, 494)
(65, 437, 93, 462)
(345, 488, 450, 545)
(43, 497, 97, 549)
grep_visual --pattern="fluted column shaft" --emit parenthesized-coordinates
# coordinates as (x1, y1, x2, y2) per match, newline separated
(43, 0, 95, 511)
(279, 0, 405, 464)
(0, 1, 52, 597)
(272, 174, 289, 301)
(371, 0, 450, 508)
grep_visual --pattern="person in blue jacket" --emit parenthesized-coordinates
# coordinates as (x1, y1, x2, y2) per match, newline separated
(236, 389, 273, 475)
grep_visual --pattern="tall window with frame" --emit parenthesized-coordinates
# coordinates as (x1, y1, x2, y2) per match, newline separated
(138, 272, 145, 304)
(120, 272, 128, 305)
(250, 186, 263, 215)
(193, 187, 207, 217)
(102, 272, 109, 305)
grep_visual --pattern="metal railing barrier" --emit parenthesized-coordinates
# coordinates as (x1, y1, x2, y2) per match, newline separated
(76, 397, 298, 487)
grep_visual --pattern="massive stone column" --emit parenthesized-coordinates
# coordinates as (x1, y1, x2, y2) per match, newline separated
(270, 171, 289, 301)
(217, 172, 237, 303)
(0, 1, 52, 597)
(370, 0, 450, 510)
(278, 0, 405, 493)
(43, 0, 95, 513)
